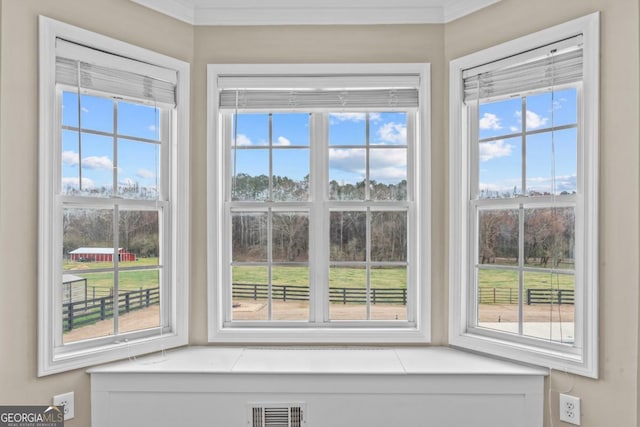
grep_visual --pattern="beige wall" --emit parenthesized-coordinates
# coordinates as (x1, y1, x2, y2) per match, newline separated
(0, 0, 638, 426)
(189, 23, 448, 345)
(445, 1, 640, 426)
(0, 1, 193, 426)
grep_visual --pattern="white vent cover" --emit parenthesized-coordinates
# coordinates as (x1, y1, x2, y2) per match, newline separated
(249, 403, 305, 427)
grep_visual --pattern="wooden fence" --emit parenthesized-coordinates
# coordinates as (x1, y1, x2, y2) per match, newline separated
(63, 287, 160, 332)
(232, 283, 407, 305)
(478, 287, 574, 305)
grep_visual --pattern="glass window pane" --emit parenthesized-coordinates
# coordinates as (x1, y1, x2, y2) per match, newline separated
(526, 129, 577, 196)
(479, 98, 521, 139)
(232, 212, 268, 262)
(477, 268, 520, 334)
(371, 211, 407, 262)
(272, 266, 309, 321)
(272, 149, 309, 201)
(523, 272, 575, 343)
(329, 113, 366, 146)
(117, 269, 161, 334)
(61, 129, 80, 194)
(232, 265, 268, 321)
(329, 266, 366, 320)
(370, 148, 407, 201)
(330, 211, 366, 262)
(118, 101, 161, 141)
(62, 91, 79, 128)
(478, 209, 519, 266)
(329, 148, 366, 200)
(234, 113, 269, 147)
(118, 139, 161, 199)
(524, 207, 575, 269)
(272, 212, 309, 262)
(526, 88, 577, 131)
(370, 267, 407, 320)
(63, 208, 114, 270)
(272, 113, 310, 146)
(62, 271, 114, 344)
(80, 94, 113, 133)
(232, 149, 269, 201)
(478, 136, 522, 199)
(80, 133, 114, 196)
(119, 210, 160, 262)
(370, 112, 407, 146)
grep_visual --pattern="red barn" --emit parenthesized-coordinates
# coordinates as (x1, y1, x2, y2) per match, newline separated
(69, 247, 136, 262)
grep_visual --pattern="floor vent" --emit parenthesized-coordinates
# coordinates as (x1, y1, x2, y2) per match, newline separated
(249, 403, 305, 427)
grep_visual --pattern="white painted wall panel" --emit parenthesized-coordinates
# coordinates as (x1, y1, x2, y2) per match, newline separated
(90, 347, 545, 427)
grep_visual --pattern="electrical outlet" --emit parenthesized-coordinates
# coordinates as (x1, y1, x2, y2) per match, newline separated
(53, 391, 74, 421)
(559, 393, 581, 425)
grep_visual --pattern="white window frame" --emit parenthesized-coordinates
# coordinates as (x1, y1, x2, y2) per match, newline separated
(38, 16, 190, 376)
(449, 13, 599, 377)
(207, 63, 431, 343)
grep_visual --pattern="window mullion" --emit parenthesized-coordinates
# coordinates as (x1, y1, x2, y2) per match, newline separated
(518, 204, 525, 336)
(309, 113, 328, 324)
(521, 98, 527, 196)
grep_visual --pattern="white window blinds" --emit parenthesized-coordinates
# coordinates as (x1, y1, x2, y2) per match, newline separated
(55, 39, 177, 106)
(462, 35, 583, 103)
(217, 74, 421, 111)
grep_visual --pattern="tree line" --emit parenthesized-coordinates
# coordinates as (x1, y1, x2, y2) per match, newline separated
(63, 209, 159, 259)
(231, 174, 408, 263)
(478, 207, 575, 267)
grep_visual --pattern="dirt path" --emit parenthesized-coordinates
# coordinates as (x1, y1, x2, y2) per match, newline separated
(64, 305, 160, 343)
(64, 301, 574, 343)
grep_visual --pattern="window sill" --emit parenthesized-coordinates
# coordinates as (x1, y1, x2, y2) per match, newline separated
(88, 345, 547, 376)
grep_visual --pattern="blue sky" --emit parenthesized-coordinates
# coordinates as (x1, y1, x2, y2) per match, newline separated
(477, 88, 577, 196)
(233, 111, 408, 187)
(61, 92, 160, 198)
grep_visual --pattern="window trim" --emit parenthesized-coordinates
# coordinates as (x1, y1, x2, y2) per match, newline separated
(38, 16, 190, 376)
(207, 63, 431, 343)
(448, 13, 599, 378)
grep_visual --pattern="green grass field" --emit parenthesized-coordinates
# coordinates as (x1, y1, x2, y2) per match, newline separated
(64, 257, 160, 291)
(232, 265, 407, 289)
(478, 268, 574, 290)
(64, 259, 573, 293)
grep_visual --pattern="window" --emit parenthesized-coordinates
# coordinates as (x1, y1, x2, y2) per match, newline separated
(449, 13, 599, 377)
(38, 17, 189, 375)
(207, 64, 430, 342)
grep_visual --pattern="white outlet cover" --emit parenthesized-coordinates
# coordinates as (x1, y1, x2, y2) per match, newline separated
(559, 393, 581, 425)
(53, 391, 75, 421)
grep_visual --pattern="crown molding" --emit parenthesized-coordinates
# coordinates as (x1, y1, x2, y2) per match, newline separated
(130, 0, 501, 26)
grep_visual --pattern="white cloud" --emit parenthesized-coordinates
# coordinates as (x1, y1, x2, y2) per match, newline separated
(81, 107, 89, 113)
(329, 148, 407, 183)
(62, 150, 79, 166)
(329, 149, 366, 179)
(377, 122, 406, 144)
(275, 136, 291, 146)
(526, 174, 577, 194)
(119, 177, 136, 186)
(479, 113, 502, 130)
(62, 177, 95, 189)
(479, 139, 513, 162)
(331, 113, 366, 122)
(136, 168, 155, 179)
(369, 113, 382, 122)
(147, 124, 157, 132)
(515, 110, 548, 129)
(82, 156, 113, 170)
(329, 112, 381, 123)
(234, 134, 253, 146)
(509, 126, 520, 132)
